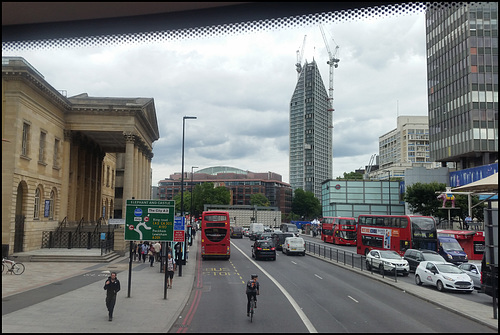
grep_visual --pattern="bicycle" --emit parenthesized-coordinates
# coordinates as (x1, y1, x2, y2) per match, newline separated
(2, 257, 25, 275)
(249, 294, 256, 322)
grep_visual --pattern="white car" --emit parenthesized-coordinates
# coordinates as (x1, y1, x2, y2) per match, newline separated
(458, 262, 482, 290)
(415, 261, 474, 293)
(365, 249, 409, 276)
(282, 237, 305, 256)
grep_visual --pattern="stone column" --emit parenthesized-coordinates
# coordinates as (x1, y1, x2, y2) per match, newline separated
(60, 130, 72, 220)
(123, 132, 135, 216)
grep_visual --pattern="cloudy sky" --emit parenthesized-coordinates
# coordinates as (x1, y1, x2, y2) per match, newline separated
(5, 10, 428, 184)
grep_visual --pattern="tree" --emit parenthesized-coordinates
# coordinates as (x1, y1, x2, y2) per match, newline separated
(250, 193, 270, 207)
(188, 182, 231, 217)
(404, 182, 485, 223)
(291, 188, 321, 220)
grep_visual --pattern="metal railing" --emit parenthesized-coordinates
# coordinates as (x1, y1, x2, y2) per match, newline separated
(305, 240, 402, 282)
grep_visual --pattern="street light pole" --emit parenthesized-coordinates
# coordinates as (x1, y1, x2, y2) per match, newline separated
(179, 116, 196, 277)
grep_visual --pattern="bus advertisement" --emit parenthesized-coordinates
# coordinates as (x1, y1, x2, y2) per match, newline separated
(356, 215, 438, 256)
(201, 211, 231, 259)
(321, 217, 357, 245)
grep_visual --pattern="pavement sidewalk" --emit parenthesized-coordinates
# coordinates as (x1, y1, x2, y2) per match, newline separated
(2, 236, 199, 333)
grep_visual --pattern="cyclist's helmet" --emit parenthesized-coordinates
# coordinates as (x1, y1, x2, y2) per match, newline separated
(251, 274, 258, 279)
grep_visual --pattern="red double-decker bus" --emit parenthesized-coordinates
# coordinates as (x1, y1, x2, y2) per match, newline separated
(201, 211, 230, 260)
(321, 217, 357, 245)
(356, 214, 438, 256)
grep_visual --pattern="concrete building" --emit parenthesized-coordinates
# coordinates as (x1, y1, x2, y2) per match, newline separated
(157, 166, 292, 216)
(289, 60, 332, 201)
(426, 3, 498, 169)
(369, 115, 441, 180)
(2, 57, 158, 254)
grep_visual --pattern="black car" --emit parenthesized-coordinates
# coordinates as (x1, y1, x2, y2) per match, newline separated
(252, 240, 276, 260)
(403, 249, 447, 272)
(271, 232, 295, 251)
(230, 226, 243, 238)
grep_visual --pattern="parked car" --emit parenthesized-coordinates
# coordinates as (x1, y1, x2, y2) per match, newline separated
(282, 237, 306, 256)
(230, 226, 243, 239)
(365, 249, 409, 276)
(272, 232, 295, 251)
(252, 240, 276, 260)
(403, 249, 447, 272)
(458, 262, 482, 289)
(415, 261, 473, 293)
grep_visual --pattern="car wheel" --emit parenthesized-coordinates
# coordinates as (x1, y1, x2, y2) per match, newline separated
(302, 252, 306, 256)
(415, 274, 422, 286)
(366, 260, 371, 270)
(379, 264, 384, 274)
(402, 271, 409, 277)
(436, 280, 445, 292)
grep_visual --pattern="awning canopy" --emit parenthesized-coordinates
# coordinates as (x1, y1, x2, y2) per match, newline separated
(451, 172, 498, 193)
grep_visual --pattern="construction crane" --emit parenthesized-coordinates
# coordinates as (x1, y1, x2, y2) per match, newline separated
(295, 35, 307, 80)
(364, 153, 377, 179)
(319, 24, 340, 115)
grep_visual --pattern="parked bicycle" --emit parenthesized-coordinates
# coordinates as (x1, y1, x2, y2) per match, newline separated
(2, 257, 25, 275)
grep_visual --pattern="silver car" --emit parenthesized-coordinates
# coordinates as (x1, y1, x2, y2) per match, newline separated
(458, 262, 482, 289)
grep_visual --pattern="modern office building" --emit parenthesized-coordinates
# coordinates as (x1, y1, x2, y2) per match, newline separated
(157, 166, 292, 216)
(289, 60, 332, 201)
(426, 3, 498, 170)
(369, 115, 441, 180)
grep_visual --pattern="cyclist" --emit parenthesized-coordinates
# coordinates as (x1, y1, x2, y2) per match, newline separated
(246, 274, 260, 317)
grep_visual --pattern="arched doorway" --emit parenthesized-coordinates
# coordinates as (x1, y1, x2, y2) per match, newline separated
(14, 182, 27, 253)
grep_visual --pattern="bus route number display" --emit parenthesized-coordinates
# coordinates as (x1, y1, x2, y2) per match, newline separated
(124, 200, 175, 241)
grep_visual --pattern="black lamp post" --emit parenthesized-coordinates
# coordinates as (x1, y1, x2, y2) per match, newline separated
(179, 116, 196, 276)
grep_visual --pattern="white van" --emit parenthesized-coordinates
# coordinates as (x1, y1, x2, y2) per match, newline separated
(282, 237, 305, 256)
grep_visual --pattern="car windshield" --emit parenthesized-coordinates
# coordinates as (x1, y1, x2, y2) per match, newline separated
(435, 263, 464, 274)
(441, 241, 463, 252)
(258, 242, 273, 248)
(379, 251, 401, 259)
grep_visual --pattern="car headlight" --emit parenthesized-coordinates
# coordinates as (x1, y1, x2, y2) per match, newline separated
(446, 254, 453, 259)
(442, 275, 454, 281)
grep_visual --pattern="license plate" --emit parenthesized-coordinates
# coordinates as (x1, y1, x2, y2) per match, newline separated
(291, 248, 296, 250)
(263, 248, 269, 251)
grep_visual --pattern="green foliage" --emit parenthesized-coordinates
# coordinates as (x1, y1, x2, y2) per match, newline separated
(404, 182, 485, 222)
(176, 182, 231, 217)
(336, 171, 364, 180)
(250, 193, 270, 207)
(291, 189, 321, 220)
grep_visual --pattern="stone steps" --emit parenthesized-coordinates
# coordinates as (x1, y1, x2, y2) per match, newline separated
(13, 251, 122, 263)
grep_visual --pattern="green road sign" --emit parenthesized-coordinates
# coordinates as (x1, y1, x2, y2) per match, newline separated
(124, 200, 175, 241)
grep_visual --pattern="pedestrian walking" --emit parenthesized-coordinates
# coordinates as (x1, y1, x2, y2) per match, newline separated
(166, 253, 176, 288)
(154, 241, 161, 262)
(148, 243, 155, 267)
(132, 241, 138, 261)
(141, 242, 149, 263)
(104, 272, 121, 321)
(136, 241, 143, 262)
(464, 215, 472, 230)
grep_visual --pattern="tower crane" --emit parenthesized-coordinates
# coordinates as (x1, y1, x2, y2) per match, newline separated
(295, 35, 307, 80)
(319, 24, 340, 115)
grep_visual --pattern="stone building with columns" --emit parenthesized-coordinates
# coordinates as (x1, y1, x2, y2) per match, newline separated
(2, 57, 159, 254)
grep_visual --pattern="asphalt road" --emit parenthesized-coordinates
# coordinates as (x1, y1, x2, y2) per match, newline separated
(172, 237, 495, 333)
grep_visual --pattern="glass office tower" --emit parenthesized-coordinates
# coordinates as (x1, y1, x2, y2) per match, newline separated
(426, 3, 498, 169)
(289, 60, 332, 200)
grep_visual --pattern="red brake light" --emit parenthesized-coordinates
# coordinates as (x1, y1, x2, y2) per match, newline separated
(271, 247, 275, 250)
(257, 247, 262, 250)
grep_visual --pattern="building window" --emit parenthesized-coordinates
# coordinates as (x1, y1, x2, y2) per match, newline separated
(53, 138, 60, 168)
(39, 131, 46, 164)
(49, 190, 55, 220)
(34, 187, 41, 219)
(22, 122, 30, 156)
(106, 166, 110, 187)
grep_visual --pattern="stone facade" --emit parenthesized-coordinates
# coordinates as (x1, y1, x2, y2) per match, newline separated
(2, 57, 159, 255)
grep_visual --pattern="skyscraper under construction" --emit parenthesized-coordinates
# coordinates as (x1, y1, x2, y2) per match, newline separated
(289, 60, 332, 201)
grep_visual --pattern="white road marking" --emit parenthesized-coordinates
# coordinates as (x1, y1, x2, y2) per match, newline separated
(348, 296, 359, 303)
(314, 274, 323, 280)
(232, 242, 318, 333)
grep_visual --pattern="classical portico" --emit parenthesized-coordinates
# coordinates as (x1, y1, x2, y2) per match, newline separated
(66, 93, 159, 219)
